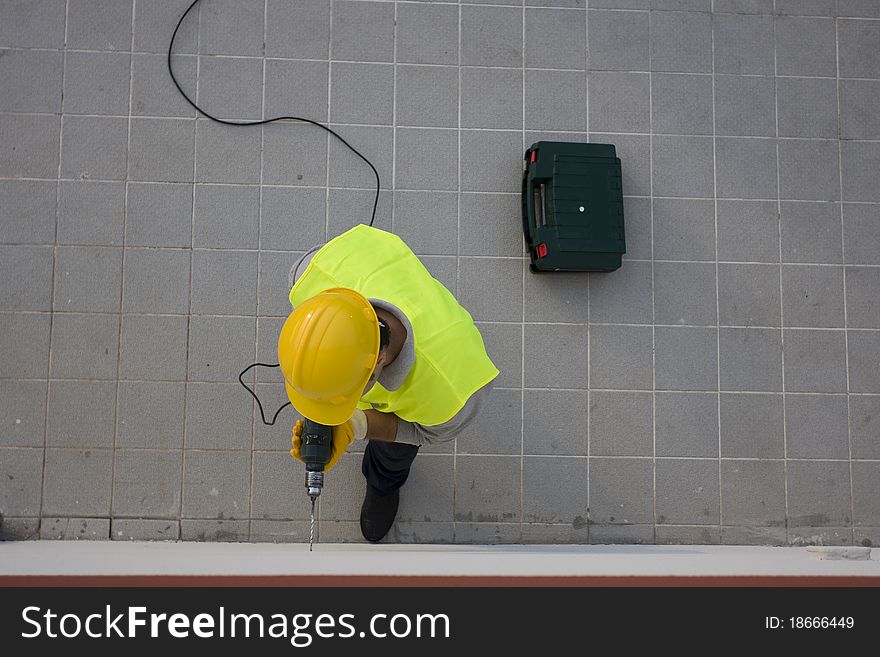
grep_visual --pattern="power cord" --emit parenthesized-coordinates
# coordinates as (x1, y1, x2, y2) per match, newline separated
(168, 0, 383, 425)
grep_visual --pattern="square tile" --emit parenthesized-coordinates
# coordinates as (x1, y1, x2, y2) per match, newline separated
(652, 136, 714, 198)
(122, 248, 191, 314)
(714, 75, 776, 137)
(396, 65, 459, 129)
(134, 0, 198, 53)
(719, 392, 784, 457)
(721, 460, 786, 527)
(330, 62, 394, 126)
(651, 11, 712, 73)
(717, 200, 779, 263)
(651, 73, 713, 135)
(713, 0, 772, 11)
(588, 10, 650, 71)
(53, 246, 123, 313)
(525, 324, 589, 388)
(40, 518, 110, 540)
(192, 185, 260, 248)
(523, 457, 588, 523)
(63, 52, 131, 115)
(331, 0, 394, 62)
(846, 266, 880, 329)
(839, 0, 880, 18)
(0, 245, 53, 311)
(656, 392, 718, 457)
(589, 260, 652, 324)
(781, 265, 845, 328)
(715, 137, 778, 199)
(589, 457, 654, 524)
(195, 121, 261, 184)
(777, 78, 838, 138)
(397, 454, 455, 523)
(524, 270, 589, 323)
(462, 68, 523, 130)
(197, 0, 263, 56)
(780, 201, 843, 264)
(787, 460, 851, 527)
(117, 381, 185, 449)
(655, 326, 718, 391)
(182, 450, 251, 519)
(719, 327, 782, 391)
(718, 263, 781, 327)
(475, 322, 522, 388)
(459, 192, 522, 257)
(853, 462, 880, 526)
(785, 394, 849, 459)
(525, 7, 587, 69)
(112, 449, 183, 518)
(194, 56, 262, 121)
(840, 80, 880, 140)
(0, 448, 43, 517)
(262, 124, 328, 187)
(61, 116, 128, 181)
(126, 183, 194, 248)
(588, 72, 651, 134)
(396, 128, 458, 192)
(851, 396, 880, 459)
(775, 16, 837, 76)
(0, 50, 61, 113)
(50, 313, 119, 380)
(525, 69, 587, 132)
(848, 331, 880, 393)
(251, 383, 300, 452)
(260, 187, 326, 252)
(454, 523, 521, 546)
(456, 387, 522, 455)
(328, 189, 392, 237)
(0, 115, 60, 179)
(460, 130, 523, 194)
(58, 181, 125, 246)
(652, 0, 710, 8)
(259, 251, 299, 318)
(775, 0, 836, 16)
(461, 5, 523, 67)
(838, 19, 880, 79)
(129, 118, 195, 183)
(454, 455, 520, 523)
(0, 0, 66, 48)
(622, 196, 651, 260)
(0, 380, 47, 447)
(43, 448, 113, 516)
(841, 142, 880, 202)
(590, 325, 653, 390)
(67, 0, 132, 50)
(713, 13, 774, 74)
(656, 458, 719, 524)
(119, 314, 188, 381)
(589, 391, 653, 457)
(591, 133, 651, 197)
(0, 314, 50, 379)
(653, 262, 717, 326)
(524, 389, 588, 456)
(396, 2, 458, 65)
(191, 248, 258, 315)
(783, 329, 848, 392)
(0, 180, 56, 245)
(181, 520, 250, 542)
(187, 315, 256, 383)
(46, 380, 116, 448)
(265, 0, 330, 59)
(778, 139, 840, 202)
(459, 257, 523, 322)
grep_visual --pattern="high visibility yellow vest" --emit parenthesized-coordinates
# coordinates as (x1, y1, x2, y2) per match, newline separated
(289, 225, 499, 426)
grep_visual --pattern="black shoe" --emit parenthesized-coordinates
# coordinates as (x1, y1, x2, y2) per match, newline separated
(360, 485, 399, 543)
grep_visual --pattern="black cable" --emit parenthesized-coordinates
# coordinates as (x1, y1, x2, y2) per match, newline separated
(169, 0, 382, 425)
(167, 0, 381, 228)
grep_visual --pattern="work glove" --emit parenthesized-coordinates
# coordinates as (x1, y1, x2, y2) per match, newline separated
(289, 409, 368, 472)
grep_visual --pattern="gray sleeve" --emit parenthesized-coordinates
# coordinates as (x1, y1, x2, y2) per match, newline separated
(391, 379, 495, 447)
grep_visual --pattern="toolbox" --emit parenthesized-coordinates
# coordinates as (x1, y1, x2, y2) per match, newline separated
(522, 141, 625, 272)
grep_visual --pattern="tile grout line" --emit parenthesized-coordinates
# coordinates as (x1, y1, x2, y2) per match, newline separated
(773, 0, 791, 546)
(452, 0, 463, 541)
(835, 10, 856, 546)
(519, 0, 526, 543)
(39, 0, 70, 537)
(710, 0, 723, 533)
(585, 0, 591, 543)
(325, 1, 333, 243)
(647, 6, 657, 544)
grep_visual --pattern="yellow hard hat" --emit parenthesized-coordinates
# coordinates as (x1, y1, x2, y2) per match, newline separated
(278, 287, 380, 426)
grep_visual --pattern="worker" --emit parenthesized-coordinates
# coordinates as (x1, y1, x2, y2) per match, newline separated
(279, 224, 500, 543)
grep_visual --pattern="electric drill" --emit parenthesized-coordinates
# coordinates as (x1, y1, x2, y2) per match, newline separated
(299, 418, 333, 550)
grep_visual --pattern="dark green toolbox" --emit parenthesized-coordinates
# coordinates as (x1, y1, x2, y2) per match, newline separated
(522, 141, 625, 272)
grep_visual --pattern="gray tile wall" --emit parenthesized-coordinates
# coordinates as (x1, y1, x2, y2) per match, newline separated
(1, 0, 878, 548)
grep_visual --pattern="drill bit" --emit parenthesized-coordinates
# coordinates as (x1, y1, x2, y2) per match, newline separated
(309, 496, 316, 551)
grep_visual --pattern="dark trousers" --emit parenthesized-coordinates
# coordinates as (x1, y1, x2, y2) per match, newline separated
(361, 440, 420, 496)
